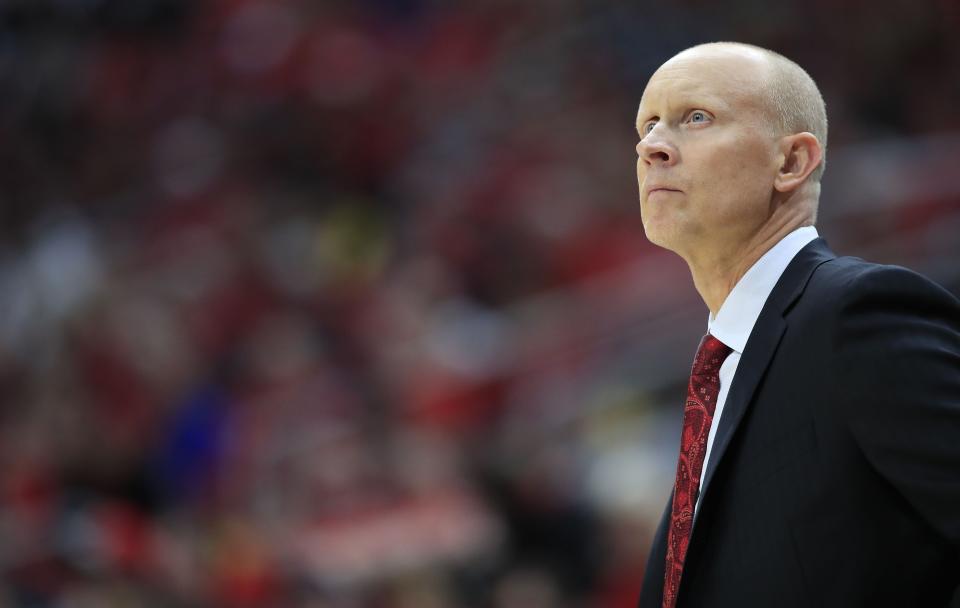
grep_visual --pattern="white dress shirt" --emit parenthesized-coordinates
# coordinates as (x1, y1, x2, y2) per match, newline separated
(694, 225, 819, 513)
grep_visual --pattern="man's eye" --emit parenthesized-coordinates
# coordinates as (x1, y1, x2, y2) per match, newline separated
(643, 121, 656, 135)
(689, 111, 708, 123)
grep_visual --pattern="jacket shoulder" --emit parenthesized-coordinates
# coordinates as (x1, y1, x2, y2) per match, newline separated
(804, 255, 960, 311)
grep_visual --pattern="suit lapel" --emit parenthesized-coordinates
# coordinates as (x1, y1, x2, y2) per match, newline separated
(695, 317, 786, 514)
(693, 238, 836, 526)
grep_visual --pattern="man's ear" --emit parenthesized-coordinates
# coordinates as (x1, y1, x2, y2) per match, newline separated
(774, 132, 822, 193)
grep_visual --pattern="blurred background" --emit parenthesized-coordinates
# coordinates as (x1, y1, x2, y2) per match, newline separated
(1, 0, 959, 606)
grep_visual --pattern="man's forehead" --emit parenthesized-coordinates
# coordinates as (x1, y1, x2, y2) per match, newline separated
(638, 49, 770, 113)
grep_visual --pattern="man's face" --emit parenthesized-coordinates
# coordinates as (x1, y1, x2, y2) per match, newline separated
(635, 48, 782, 259)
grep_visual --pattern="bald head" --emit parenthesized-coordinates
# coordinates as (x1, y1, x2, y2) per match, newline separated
(635, 42, 828, 311)
(672, 42, 828, 180)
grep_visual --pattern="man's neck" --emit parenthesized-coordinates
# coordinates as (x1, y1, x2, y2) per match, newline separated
(686, 212, 814, 317)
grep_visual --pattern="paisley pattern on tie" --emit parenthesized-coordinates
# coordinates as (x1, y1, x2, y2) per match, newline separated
(662, 334, 732, 608)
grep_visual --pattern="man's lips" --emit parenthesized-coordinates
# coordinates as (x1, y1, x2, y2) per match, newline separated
(645, 185, 682, 197)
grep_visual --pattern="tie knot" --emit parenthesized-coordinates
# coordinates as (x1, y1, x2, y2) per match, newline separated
(691, 334, 732, 377)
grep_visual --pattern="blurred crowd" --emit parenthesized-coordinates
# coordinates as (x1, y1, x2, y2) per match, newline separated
(0, 0, 959, 606)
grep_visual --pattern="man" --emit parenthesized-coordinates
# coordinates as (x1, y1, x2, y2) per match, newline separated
(634, 42, 960, 607)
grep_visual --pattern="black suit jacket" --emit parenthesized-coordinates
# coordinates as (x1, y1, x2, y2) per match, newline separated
(639, 239, 960, 607)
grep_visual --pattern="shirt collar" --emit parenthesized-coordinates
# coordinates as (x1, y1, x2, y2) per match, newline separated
(707, 226, 819, 353)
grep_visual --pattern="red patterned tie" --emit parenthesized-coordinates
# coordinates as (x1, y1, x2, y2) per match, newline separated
(662, 334, 732, 608)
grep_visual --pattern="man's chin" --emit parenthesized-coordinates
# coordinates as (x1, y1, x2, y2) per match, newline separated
(642, 225, 682, 254)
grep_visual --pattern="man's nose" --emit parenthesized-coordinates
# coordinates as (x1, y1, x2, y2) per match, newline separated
(636, 126, 678, 167)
